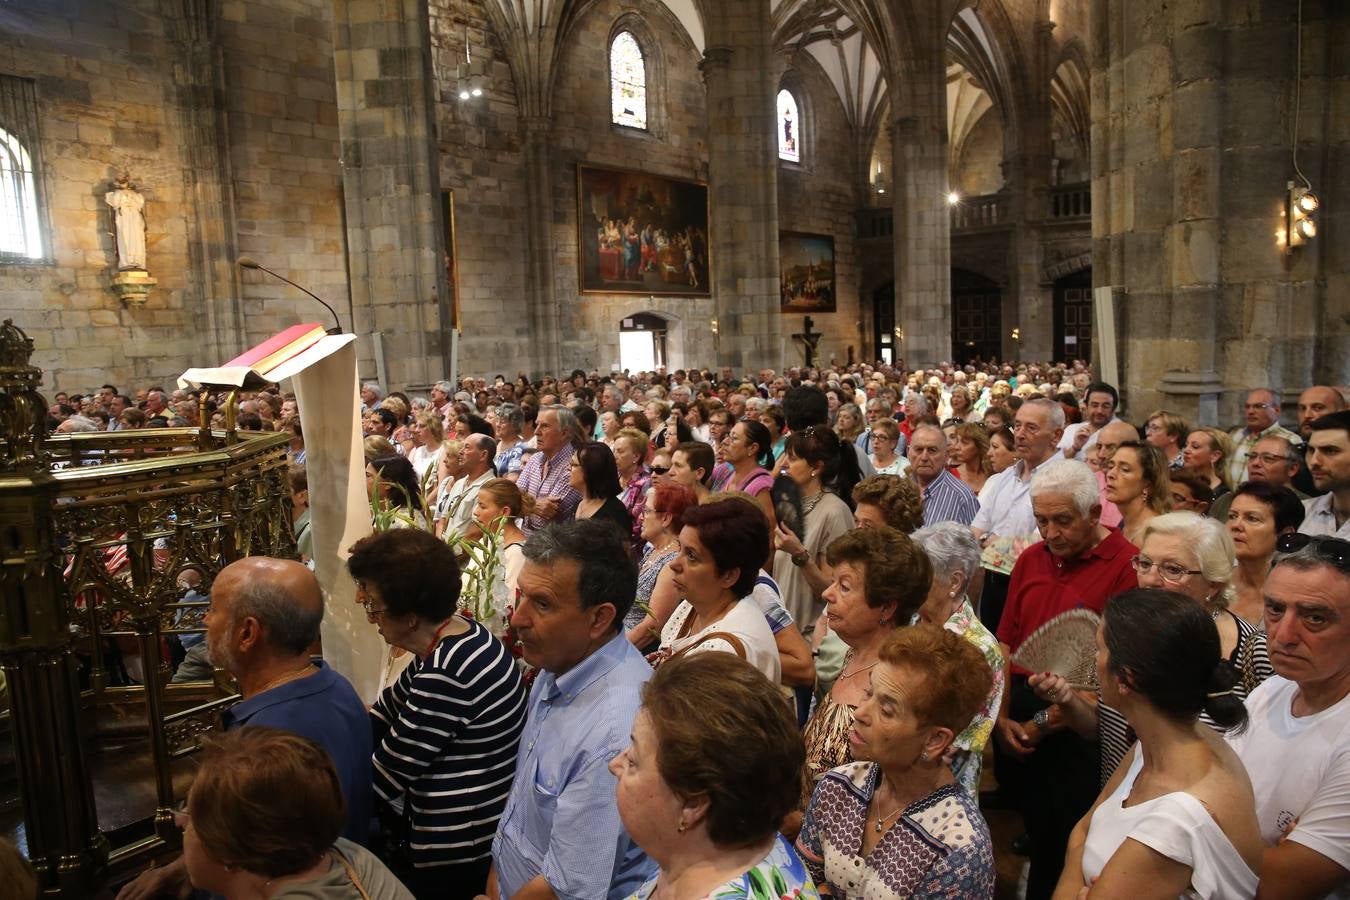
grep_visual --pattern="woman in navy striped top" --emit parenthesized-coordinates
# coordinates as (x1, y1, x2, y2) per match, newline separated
(348, 529, 528, 900)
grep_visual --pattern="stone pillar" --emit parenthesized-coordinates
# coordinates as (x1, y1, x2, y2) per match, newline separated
(1093, 0, 1346, 420)
(331, 0, 449, 389)
(890, 48, 951, 368)
(166, 0, 246, 364)
(700, 0, 782, 373)
(1004, 21, 1057, 362)
(521, 115, 560, 378)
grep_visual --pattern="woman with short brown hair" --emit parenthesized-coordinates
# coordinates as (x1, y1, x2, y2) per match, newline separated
(179, 726, 413, 899)
(797, 625, 996, 899)
(611, 653, 816, 900)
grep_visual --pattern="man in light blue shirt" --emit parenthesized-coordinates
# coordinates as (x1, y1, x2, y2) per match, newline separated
(490, 519, 655, 900)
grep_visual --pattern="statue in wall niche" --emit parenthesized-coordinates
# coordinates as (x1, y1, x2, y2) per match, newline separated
(105, 174, 147, 270)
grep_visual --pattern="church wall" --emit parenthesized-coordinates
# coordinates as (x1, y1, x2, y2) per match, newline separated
(1093, 0, 1348, 422)
(546, 0, 711, 374)
(0, 0, 350, 394)
(775, 56, 865, 369)
(0, 1, 199, 393)
(219, 0, 347, 352)
(428, 0, 532, 380)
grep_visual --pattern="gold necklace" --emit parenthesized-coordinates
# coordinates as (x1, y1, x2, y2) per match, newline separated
(252, 662, 314, 697)
(873, 800, 904, 833)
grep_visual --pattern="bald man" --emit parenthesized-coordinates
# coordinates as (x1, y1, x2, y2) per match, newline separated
(1297, 385, 1347, 439)
(117, 558, 373, 900)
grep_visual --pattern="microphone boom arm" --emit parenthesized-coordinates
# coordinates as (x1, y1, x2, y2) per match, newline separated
(238, 258, 343, 334)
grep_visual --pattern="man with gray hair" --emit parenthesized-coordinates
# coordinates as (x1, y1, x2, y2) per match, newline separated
(1229, 386, 1302, 485)
(516, 405, 581, 535)
(360, 381, 384, 412)
(116, 557, 372, 899)
(430, 379, 453, 420)
(993, 459, 1137, 900)
(1228, 534, 1350, 899)
(972, 397, 1066, 633)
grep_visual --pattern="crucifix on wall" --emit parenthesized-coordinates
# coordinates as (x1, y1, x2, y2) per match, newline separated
(792, 315, 822, 367)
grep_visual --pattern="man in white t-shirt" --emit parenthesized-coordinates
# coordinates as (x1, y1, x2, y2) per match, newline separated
(1229, 536, 1350, 899)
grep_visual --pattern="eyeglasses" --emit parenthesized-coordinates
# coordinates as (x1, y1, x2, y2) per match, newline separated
(1250, 452, 1293, 466)
(1244, 403, 1273, 411)
(1130, 554, 1203, 585)
(171, 799, 191, 827)
(1275, 533, 1350, 571)
(650, 465, 670, 475)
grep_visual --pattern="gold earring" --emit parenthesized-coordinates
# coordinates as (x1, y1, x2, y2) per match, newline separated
(676, 820, 687, 834)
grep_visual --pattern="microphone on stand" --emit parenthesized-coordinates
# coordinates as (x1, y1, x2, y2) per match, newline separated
(237, 257, 344, 335)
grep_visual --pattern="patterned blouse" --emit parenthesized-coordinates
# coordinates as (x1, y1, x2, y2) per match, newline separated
(942, 599, 1006, 798)
(629, 834, 820, 900)
(622, 541, 679, 636)
(619, 470, 651, 555)
(797, 762, 995, 900)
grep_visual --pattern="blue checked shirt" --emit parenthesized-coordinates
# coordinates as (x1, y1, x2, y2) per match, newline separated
(920, 467, 980, 527)
(492, 632, 655, 900)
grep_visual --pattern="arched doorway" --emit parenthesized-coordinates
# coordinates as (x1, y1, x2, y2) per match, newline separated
(1053, 269, 1093, 364)
(619, 313, 669, 372)
(872, 282, 895, 365)
(951, 268, 1002, 365)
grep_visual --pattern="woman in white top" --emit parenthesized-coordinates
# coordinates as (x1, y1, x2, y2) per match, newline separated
(1055, 588, 1263, 899)
(658, 495, 780, 683)
(406, 411, 445, 482)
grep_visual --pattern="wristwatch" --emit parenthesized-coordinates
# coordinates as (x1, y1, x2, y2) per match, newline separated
(1032, 708, 1051, 728)
(791, 549, 809, 567)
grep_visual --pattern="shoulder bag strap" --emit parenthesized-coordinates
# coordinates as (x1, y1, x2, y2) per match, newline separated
(335, 850, 373, 900)
(673, 630, 747, 660)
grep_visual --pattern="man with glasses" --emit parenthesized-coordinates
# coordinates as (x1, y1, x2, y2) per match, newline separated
(856, 397, 902, 456)
(1210, 433, 1308, 523)
(1229, 533, 1350, 899)
(1300, 410, 1350, 539)
(1229, 387, 1302, 485)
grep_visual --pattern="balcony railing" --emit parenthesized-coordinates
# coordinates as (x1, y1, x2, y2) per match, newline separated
(950, 192, 1010, 231)
(1049, 182, 1091, 219)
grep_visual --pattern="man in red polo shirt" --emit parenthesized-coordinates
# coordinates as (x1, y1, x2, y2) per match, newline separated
(993, 459, 1137, 900)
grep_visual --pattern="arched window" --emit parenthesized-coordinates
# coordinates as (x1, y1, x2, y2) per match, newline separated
(610, 31, 647, 130)
(0, 125, 43, 259)
(777, 89, 800, 163)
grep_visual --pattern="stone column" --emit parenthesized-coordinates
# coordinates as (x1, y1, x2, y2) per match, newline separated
(700, 0, 782, 373)
(166, 0, 246, 364)
(330, 0, 449, 389)
(1004, 21, 1057, 362)
(890, 48, 951, 368)
(1093, 0, 1345, 420)
(520, 115, 560, 378)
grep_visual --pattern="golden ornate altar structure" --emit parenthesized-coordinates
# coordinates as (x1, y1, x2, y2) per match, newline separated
(0, 320, 296, 893)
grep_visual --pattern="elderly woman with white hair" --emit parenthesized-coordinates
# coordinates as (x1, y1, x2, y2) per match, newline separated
(911, 522, 1006, 797)
(1031, 511, 1274, 784)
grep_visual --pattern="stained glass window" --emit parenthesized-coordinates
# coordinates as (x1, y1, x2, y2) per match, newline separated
(610, 32, 647, 130)
(777, 89, 800, 162)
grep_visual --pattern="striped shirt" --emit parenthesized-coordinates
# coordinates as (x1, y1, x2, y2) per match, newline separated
(370, 618, 528, 868)
(919, 468, 980, 527)
(1096, 610, 1273, 786)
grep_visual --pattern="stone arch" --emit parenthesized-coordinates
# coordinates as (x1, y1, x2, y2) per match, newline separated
(606, 12, 668, 138)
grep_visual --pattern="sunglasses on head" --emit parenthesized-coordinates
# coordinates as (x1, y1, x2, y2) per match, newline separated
(1275, 533, 1350, 569)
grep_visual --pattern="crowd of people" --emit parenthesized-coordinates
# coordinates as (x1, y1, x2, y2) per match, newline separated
(27, 359, 1350, 900)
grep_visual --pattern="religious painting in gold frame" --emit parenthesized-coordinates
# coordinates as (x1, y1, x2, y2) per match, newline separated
(577, 164, 710, 296)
